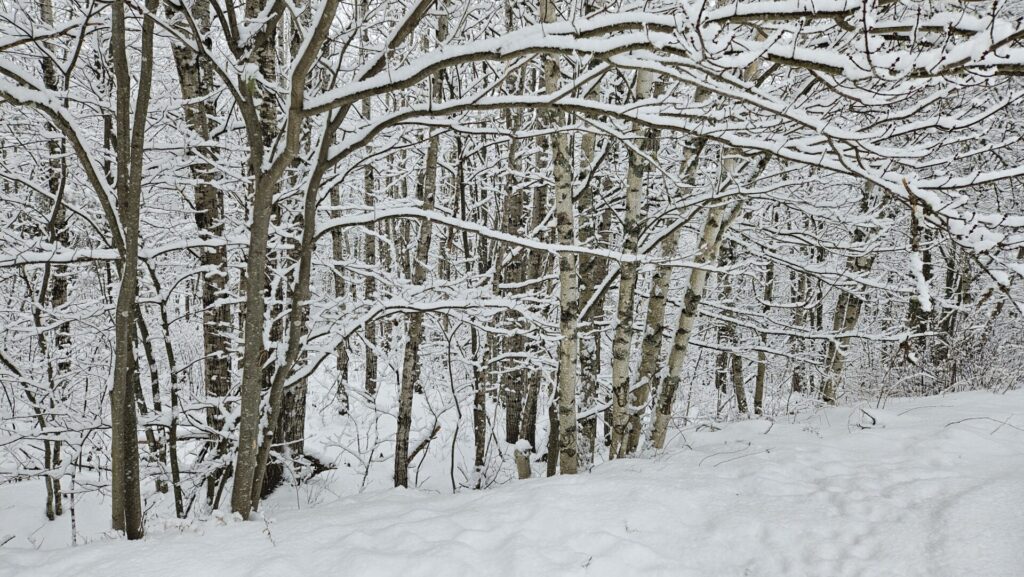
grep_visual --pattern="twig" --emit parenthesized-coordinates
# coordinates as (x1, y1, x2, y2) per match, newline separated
(698, 441, 751, 467)
(713, 449, 769, 468)
(897, 405, 951, 416)
(262, 516, 276, 547)
(944, 416, 1024, 433)
(990, 415, 1016, 435)
(860, 409, 877, 426)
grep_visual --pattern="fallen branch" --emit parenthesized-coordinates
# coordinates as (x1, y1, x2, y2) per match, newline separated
(944, 416, 1024, 434)
(860, 409, 877, 427)
(408, 425, 442, 463)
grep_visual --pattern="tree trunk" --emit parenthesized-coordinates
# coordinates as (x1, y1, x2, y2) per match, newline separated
(363, 155, 379, 397)
(231, 0, 285, 519)
(790, 267, 809, 394)
(904, 185, 933, 366)
(395, 10, 447, 487)
(168, 0, 232, 504)
(497, 101, 527, 445)
(330, 182, 350, 414)
(821, 183, 879, 403)
(110, 0, 158, 539)
(716, 241, 748, 415)
(626, 137, 706, 454)
(754, 247, 774, 415)
(651, 199, 735, 448)
(541, 0, 579, 474)
(520, 71, 549, 456)
(394, 143, 439, 487)
(575, 20, 611, 464)
(608, 70, 655, 459)
(38, 0, 68, 520)
(462, 163, 488, 483)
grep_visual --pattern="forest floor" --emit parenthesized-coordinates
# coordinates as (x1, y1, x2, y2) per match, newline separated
(2, 388, 1023, 577)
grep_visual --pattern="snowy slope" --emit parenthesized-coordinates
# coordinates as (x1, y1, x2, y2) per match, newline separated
(2, 390, 1023, 577)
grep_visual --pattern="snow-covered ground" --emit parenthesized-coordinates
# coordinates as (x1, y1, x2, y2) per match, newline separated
(3, 389, 1023, 577)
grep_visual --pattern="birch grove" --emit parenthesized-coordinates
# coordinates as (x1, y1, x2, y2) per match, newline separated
(2, 0, 1024, 540)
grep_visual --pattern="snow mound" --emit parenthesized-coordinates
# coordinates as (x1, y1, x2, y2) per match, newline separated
(3, 390, 1023, 577)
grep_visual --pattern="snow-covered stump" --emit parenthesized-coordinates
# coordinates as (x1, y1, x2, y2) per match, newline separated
(514, 440, 532, 480)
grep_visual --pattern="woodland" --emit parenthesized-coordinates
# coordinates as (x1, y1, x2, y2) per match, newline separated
(1, 0, 1023, 552)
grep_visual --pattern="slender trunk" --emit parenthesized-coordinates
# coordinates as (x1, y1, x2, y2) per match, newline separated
(821, 183, 879, 403)
(576, 208, 600, 461)
(904, 185, 933, 365)
(395, 11, 447, 487)
(363, 159, 379, 396)
(328, 4, 373, 411)
(110, 0, 158, 539)
(229, 132, 276, 512)
(936, 246, 969, 364)
(575, 13, 610, 463)
(330, 183, 351, 414)
(576, 181, 609, 463)
(791, 267, 809, 394)
(716, 241, 748, 415)
(754, 249, 774, 415)
(130, 312, 167, 487)
(519, 68, 548, 453)
(627, 138, 706, 453)
(810, 245, 826, 395)
(500, 117, 526, 445)
(147, 266, 185, 517)
(609, 70, 656, 458)
(730, 352, 747, 413)
(168, 0, 232, 504)
(651, 200, 735, 448)
(459, 162, 488, 482)
(394, 140, 440, 487)
(231, 0, 284, 518)
(495, 30, 527, 446)
(38, 0, 68, 520)
(540, 0, 579, 474)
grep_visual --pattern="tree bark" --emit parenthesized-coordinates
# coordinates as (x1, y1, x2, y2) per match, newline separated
(754, 245, 774, 415)
(363, 151, 379, 396)
(330, 181, 351, 414)
(608, 70, 655, 459)
(394, 140, 440, 488)
(230, 0, 283, 518)
(37, 0, 68, 520)
(519, 124, 548, 454)
(539, 0, 580, 474)
(821, 183, 879, 403)
(110, 0, 159, 539)
(395, 9, 448, 487)
(651, 198, 736, 449)
(904, 184, 934, 366)
(790, 266, 809, 394)
(716, 241, 748, 415)
(625, 137, 706, 454)
(168, 0, 232, 504)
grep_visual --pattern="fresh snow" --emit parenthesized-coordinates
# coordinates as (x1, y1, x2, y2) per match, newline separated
(3, 389, 1023, 577)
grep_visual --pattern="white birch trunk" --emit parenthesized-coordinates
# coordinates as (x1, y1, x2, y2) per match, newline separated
(609, 69, 655, 458)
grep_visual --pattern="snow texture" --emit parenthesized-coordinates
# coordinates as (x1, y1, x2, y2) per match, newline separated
(2, 389, 1023, 577)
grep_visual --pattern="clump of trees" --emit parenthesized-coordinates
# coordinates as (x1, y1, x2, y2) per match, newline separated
(2, 0, 1024, 540)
